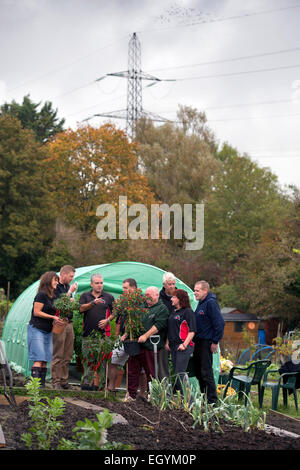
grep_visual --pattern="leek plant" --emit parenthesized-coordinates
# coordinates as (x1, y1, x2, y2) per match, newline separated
(149, 377, 266, 433)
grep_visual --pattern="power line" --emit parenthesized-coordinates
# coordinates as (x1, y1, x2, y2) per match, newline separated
(172, 63, 300, 81)
(138, 4, 300, 34)
(147, 47, 300, 73)
(6, 34, 129, 94)
(206, 111, 300, 122)
(202, 98, 298, 110)
(50, 62, 300, 103)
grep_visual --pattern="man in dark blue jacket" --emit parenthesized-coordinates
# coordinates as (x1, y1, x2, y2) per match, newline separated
(194, 280, 225, 403)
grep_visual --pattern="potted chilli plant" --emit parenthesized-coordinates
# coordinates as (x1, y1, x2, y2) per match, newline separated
(112, 288, 148, 356)
(83, 331, 116, 395)
(53, 294, 79, 334)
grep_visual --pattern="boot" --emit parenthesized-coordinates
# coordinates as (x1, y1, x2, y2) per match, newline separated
(39, 368, 47, 388)
(31, 366, 42, 385)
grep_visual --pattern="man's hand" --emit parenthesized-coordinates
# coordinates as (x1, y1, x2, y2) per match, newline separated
(138, 334, 148, 344)
(98, 318, 109, 329)
(211, 343, 218, 354)
(68, 282, 78, 295)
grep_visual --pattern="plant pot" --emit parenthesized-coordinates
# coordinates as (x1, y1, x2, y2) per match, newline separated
(76, 355, 84, 373)
(52, 320, 67, 335)
(123, 339, 141, 356)
(115, 369, 124, 388)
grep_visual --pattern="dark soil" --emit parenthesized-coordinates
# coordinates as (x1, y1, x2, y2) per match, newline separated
(0, 394, 299, 451)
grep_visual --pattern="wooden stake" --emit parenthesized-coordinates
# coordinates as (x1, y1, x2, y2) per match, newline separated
(6, 281, 10, 316)
(105, 361, 108, 398)
(0, 424, 6, 448)
(126, 361, 129, 398)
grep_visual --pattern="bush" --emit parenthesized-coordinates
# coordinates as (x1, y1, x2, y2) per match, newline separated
(0, 300, 13, 319)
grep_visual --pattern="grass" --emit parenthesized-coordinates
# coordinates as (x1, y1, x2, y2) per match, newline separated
(0, 385, 123, 403)
(247, 388, 299, 419)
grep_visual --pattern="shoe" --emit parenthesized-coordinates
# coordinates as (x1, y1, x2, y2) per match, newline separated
(61, 383, 70, 389)
(123, 394, 135, 403)
(52, 383, 61, 390)
(81, 384, 93, 391)
(137, 395, 147, 403)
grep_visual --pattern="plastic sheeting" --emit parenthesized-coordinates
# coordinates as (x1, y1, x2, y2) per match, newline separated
(1, 261, 220, 382)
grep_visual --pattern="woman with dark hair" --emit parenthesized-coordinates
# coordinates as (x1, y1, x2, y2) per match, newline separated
(27, 271, 65, 386)
(165, 289, 196, 394)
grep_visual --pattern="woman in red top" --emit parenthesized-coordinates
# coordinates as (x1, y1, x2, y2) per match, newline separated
(165, 289, 196, 394)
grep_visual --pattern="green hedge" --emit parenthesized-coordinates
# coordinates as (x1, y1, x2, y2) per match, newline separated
(0, 300, 13, 319)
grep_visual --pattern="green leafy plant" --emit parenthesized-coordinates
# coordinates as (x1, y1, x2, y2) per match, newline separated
(112, 288, 148, 340)
(58, 409, 132, 450)
(21, 377, 65, 450)
(149, 377, 266, 433)
(72, 298, 83, 359)
(54, 293, 79, 320)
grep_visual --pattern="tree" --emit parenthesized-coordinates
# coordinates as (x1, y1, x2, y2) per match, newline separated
(203, 150, 289, 265)
(0, 115, 55, 296)
(136, 105, 219, 205)
(45, 123, 156, 234)
(213, 185, 300, 324)
(235, 229, 300, 321)
(0, 95, 65, 143)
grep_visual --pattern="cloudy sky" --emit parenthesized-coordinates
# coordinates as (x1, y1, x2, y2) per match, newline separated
(1, 0, 300, 190)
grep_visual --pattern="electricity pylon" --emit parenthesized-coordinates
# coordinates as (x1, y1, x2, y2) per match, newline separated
(85, 32, 174, 139)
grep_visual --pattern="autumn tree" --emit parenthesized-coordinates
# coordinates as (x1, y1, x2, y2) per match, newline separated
(0, 95, 65, 143)
(45, 123, 156, 234)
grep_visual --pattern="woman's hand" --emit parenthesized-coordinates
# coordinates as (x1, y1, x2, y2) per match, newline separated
(177, 343, 186, 351)
(53, 316, 65, 326)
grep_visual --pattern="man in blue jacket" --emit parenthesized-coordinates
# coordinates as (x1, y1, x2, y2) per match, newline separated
(194, 280, 225, 404)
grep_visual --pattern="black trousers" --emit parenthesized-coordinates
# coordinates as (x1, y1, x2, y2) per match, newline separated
(193, 338, 218, 404)
(170, 345, 194, 394)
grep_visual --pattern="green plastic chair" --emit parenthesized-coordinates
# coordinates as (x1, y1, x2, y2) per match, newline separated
(259, 369, 299, 411)
(223, 360, 271, 405)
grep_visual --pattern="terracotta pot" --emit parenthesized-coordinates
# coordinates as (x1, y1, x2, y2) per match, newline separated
(115, 369, 124, 388)
(52, 320, 67, 335)
(76, 355, 84, 373)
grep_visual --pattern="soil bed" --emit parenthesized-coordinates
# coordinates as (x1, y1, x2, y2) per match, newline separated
(0, 395, 299, 451)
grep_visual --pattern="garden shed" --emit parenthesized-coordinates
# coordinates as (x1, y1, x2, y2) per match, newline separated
(1, 261, 220, 383)
(220, 307, 260, 349)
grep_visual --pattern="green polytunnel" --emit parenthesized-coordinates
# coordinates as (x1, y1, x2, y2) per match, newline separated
(1, 261, 220, 382)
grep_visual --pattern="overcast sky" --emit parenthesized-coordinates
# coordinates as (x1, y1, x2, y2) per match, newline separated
(1, 0, 300, 190)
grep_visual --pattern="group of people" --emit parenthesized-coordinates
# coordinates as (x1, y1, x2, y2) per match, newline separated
(27, 266, 225, 404)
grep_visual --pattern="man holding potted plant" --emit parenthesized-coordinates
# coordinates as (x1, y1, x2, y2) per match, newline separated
(51, 265, 77, 390)
(159, 272, 177, 380)
(107, 278, 147, 397)
(126, 286, 169, 401)
(79, 273, 114, 390)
